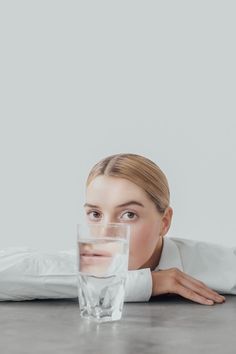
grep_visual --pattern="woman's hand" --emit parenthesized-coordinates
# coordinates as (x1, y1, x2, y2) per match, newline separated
(151, 268, 225, 305)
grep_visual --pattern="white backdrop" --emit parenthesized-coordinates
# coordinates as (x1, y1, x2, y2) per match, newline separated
(0, 1, 236, 251)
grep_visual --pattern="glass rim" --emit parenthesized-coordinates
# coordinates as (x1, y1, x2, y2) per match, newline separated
(77, 222, 130, 228)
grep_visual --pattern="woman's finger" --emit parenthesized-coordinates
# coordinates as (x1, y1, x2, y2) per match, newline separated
(179, 272, 225, 303)
(174, 284, 214, 305)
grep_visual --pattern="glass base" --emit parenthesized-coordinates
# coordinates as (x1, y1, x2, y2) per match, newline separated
(80, 308, 122, 323)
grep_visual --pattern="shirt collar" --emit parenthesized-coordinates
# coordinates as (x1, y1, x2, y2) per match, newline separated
(155, 237, 183, 271)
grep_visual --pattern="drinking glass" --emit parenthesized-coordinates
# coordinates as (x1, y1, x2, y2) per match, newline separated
(76, 223, 130, 322)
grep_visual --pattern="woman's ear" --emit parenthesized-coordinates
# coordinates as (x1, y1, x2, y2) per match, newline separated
(160, 207, 173, 237)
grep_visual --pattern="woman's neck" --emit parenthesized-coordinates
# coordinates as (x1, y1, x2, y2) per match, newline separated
(140, 235, 164, 271)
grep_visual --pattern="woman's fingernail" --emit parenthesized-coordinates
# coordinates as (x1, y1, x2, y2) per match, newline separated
(217, 296, 225, 301)
(219, 294, 225, 299)
(206, 299, 214, 305)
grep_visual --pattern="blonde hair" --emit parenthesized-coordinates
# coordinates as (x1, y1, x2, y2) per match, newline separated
(86, 153, 170, 214)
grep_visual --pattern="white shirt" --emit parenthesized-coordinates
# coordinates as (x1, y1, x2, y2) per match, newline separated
(0, 247, 152, 302)
(1, 236, 236, 302)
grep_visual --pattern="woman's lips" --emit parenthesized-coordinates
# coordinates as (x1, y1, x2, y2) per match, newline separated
(80, 249, 113, 257)
(80, 250, 113, 265)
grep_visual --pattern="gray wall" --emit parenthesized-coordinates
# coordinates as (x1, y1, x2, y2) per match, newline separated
(0, 1, 236, 251)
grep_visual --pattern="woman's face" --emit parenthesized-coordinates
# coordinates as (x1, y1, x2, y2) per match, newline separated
(84, 175, 173, 270)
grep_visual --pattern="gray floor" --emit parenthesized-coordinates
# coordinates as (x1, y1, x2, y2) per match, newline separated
(0, 295, 236, 354)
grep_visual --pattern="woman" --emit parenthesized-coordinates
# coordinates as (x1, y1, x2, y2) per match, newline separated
(0, 153, 234, 305)
(83, 153, 227, 305)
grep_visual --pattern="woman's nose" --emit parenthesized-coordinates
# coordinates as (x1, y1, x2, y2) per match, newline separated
(102, 216, 117, 225)
(103, 214, 111, 222)
(100, 224, 118, 238)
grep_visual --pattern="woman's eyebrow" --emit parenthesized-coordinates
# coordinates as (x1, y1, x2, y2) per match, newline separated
(115, 201, 144, 208)
(84, 201, 144, 208)
(84, 203, 99, 208)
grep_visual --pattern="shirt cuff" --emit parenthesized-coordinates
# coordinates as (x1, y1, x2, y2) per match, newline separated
(124, 268, 152, 302)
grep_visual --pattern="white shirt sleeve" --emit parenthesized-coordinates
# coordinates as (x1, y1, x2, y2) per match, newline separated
(0, 248, 152, 302)
(125, 268, 152, 302)
(172, 237, 236, 294)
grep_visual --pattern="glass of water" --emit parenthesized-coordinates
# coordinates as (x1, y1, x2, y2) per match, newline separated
(76, 223, 130, 322)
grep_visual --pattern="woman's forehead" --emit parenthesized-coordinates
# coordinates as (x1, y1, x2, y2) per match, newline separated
(86, 175, 149, 205)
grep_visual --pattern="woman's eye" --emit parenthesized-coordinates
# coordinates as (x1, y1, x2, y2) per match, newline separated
(121, 211, 137, 221)
(87, 211, 101, 220)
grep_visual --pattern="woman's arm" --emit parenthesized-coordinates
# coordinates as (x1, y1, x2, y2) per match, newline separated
(0, 248, 152, 302)
(0, 248, 77, 301)
(0, 246, 226, 305)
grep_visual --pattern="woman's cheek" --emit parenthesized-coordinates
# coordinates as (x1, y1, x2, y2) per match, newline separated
(128, 225, 153, 269)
